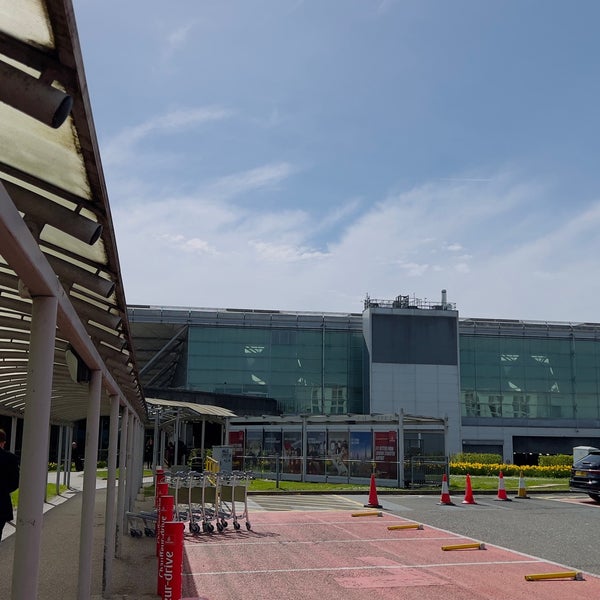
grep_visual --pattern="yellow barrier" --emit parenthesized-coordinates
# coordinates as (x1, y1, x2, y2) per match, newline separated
(441, 542, 485, 551)
(387, 523, 424, 530)
(525, 572, 583, 581)
(351, 510, 383, 517)
(205, 456, 220, 473)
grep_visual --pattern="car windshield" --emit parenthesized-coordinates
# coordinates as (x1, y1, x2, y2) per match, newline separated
(575, 453, 600, 468)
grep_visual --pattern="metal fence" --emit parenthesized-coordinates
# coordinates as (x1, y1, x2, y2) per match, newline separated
(231, 454, 448, 488)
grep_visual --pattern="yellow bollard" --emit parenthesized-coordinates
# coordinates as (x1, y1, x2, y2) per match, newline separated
(525, 571, 583, 581)
(387, 523, 424, 530)
(351, 510, 383, 517)
(441, 542, 485, 551)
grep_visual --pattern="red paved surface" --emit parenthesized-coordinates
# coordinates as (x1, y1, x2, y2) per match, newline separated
(181, 510, 600, 600)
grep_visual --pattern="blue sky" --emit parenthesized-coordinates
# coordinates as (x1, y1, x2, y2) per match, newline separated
(73, 0, 600, 322)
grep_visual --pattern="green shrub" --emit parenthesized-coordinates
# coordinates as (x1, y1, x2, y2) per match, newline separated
(451, 452, 502, 465)
(449, 461, 570, 478)
(539, 454, 572, 466)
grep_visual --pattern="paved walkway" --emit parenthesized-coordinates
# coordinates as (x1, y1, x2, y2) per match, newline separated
(0, 472, 157, 599)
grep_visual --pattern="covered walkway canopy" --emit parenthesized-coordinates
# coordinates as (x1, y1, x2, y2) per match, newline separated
(146, 397, 236, 466)
(0, 1, 148, 598)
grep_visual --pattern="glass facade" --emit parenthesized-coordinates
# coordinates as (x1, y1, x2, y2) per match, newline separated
(460, 334, 600, 421)
(187, 325, 364, 414)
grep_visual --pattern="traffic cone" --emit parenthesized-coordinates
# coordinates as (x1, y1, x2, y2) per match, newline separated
(462, 473, 477, 504)
(439, 473, 455, 505)
(495, 471, 512, 501)
(516, 471, 530, 499)
(364, 473, 383, 509)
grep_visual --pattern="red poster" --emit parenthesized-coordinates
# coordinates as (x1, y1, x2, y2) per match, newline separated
(229, 430, 244, 469)
(374, 431, 398, 479)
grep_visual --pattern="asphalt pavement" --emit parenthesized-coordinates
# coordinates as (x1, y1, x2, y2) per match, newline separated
(348, 491, 600, 578)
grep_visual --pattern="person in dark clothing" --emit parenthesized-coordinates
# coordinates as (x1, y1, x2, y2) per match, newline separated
(177, 439, 188, 466)
(71, 441, 83, 471)
(0, 428, 20, 542)
(144, 437, 153, 469)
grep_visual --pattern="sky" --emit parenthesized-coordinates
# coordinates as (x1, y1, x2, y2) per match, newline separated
(72, 0, 600, 323)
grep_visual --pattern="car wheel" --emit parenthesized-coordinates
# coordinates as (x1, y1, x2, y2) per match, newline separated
(588, 493, 600, 503)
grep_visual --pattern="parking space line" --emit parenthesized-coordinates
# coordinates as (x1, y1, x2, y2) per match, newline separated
(185, 559, 542, 577)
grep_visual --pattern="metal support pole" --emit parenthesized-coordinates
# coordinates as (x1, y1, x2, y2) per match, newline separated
(11, 295, 58, 600)
(152, 409, 160, 470)
(116, 407, 129, 558)
(174, 410, 180, 465)
(66, 426, 73, 488)
(201, 418, 206, 465)
(10, 415, 17, 453)
(126, 411, 135, 512)
(77, 369, 102, 600)
(55, 425, 63, 496)
(103, 395, 120, 597)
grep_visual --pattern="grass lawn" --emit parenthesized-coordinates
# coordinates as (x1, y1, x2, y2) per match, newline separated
(247, 475, 569, 493)
(90, 473, 572, 496)
(11, 483, 68, 508)
(448, 474, 569, 492)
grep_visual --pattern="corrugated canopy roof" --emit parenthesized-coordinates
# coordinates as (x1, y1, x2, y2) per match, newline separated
(146, 398, 236, 425)
(0, 0, 146, 423)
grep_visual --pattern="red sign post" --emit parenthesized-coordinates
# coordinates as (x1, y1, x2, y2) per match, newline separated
(156, 480, 169, 509)
(156, 493, 174, 591)
(162, 521, 185, 600)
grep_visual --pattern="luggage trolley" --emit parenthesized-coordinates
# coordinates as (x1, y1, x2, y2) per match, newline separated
(126, 510, 157, 538)
(218, 471, 252, 531)
(166, 469, 193, 523)
(184, 470, 220, 534)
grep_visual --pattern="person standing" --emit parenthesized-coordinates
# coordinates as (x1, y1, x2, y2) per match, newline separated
(72, 440, 83, 471)
(0, 428, 20, 542)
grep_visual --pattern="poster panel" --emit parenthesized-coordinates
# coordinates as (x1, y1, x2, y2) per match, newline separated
(374, 430, 398, 479)
(245, 429, 263, 470)
(327, 431, 349, 476)
(349, 431, 372, 477)
(283, 430, 302, 474)
(229, 430, 244, 470)
(307, 430, 326, 475)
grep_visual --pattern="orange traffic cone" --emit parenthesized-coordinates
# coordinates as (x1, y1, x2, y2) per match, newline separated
(516, 471, 530, 499)
(462, 473, 477, 504)
(495, 471, 512, 501)
(439, 473, 455, 505)
(364, 473, 383, 508)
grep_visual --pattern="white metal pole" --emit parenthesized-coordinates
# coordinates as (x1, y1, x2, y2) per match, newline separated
(126, 411, 135, 513)
(77, 369, 102, 600)
(152, 410, 159, 470)
(55, 424, 63, 496)
(11, 295, 58, 600)
(174, 410, 180, 465)
(66, 426, 73, 488)
(10, 415, 17, 453)
(115, 406, 129, 558)
(103, 394, 120, 597)
(201, 418, 206, 465)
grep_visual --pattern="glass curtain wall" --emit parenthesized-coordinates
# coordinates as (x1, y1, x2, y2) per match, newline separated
(460, 334, 600, 421)
(187, 325, 364, 415)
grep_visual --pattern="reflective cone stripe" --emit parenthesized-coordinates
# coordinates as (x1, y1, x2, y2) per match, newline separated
(517, 471, 530, 499)
(495, 471, 512, 501)
(439, 473, 454, 505)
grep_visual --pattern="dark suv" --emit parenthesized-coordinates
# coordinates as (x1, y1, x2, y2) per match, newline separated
(570, 451, 600, 503)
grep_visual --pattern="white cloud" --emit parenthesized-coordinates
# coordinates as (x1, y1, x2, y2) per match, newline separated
(102, 106, 233, 166)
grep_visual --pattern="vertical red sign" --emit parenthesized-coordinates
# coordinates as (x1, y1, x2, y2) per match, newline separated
(157, 494, 174, 594)
(229, 430, 245, 470)
(374, 431, 398, 479)
(162, 521, 185, 600)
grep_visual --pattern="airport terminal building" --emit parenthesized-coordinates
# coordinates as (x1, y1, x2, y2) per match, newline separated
(129, 291, 600, 465)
